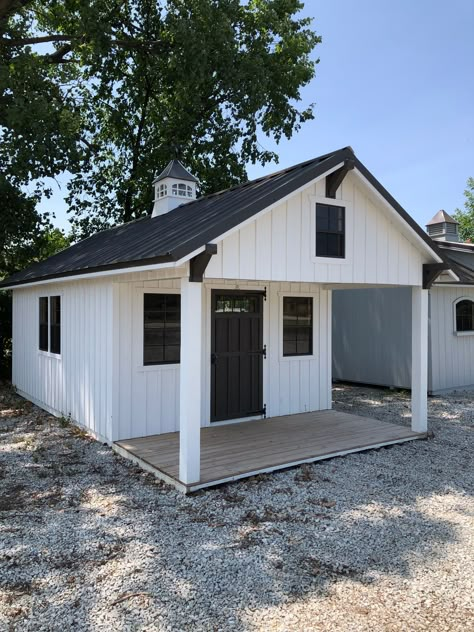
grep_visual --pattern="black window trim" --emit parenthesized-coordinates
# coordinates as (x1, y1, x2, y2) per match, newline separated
(281, 294, 315, 358)
(315, 201, 346, 259)
(38, 294, 62, 356)
(454, 297, 474, 335)
(142, 290, 181, 367)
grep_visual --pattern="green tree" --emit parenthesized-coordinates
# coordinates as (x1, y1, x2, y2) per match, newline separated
(0, 225, 70, 379)
(453, 177, 474, 242)
(1, 0, 320, 238)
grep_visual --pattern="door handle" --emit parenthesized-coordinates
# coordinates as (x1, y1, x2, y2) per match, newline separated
(211, 353, 218, 364)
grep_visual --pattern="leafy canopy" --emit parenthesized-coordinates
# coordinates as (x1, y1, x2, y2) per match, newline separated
(1, 0, 321, 238)
(453, 177, 474, 243)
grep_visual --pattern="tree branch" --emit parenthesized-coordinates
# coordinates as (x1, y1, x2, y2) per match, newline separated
(0, 0, 32, 24)
(0, 35, 164, 49)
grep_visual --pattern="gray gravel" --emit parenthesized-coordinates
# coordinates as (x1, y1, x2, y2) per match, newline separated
(0, 382, 473, 631)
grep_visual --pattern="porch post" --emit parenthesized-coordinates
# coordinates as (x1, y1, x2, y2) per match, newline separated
(411, 286, 428, 433)
(179, 277, 202, 484)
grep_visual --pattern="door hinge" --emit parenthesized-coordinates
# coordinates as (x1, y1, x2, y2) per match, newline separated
(263, 404, 267, 418)
(263, 286, 267, 301)
(262, 344, 267, 359)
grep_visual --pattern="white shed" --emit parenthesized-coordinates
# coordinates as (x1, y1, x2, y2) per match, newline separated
(2, 148, 451, 491)
(333, 212, 474, 394)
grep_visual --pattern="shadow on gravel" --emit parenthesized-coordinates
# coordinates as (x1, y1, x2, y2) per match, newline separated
(0, 383, 472, 630)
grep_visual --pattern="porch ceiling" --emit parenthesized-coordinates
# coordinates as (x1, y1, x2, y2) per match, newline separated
(114, 411, 425, 493)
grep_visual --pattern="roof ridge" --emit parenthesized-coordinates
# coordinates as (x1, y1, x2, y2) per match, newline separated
(161, 146, 354, 214)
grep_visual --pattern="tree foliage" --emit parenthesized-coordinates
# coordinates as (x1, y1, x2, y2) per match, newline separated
(1, 0, 320, 238)
(453, 177, 474, 243)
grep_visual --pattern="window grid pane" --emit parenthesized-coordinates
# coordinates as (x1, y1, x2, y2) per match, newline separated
(144, 294, 181, 365)
(316, 203, 345, 258)
(39, 297, 48, 351)
(283, 297, 313, 357)
(456, 300, 474, 332)
(50, 296, 61, 354)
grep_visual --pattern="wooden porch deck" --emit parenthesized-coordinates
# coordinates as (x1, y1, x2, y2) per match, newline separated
(114, 410, 424, 493)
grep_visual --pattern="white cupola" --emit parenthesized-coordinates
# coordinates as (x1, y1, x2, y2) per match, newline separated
(152, 159, 198, 217)
(426, 210, 460, 243)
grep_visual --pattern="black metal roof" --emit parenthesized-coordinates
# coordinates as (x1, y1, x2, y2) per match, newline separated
(436, 244, 474, 284)
(152, 159, 199, 184)
(1, 147, 444, 288)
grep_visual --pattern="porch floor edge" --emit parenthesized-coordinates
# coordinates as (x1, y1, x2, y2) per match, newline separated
(113, 431, 426, 494)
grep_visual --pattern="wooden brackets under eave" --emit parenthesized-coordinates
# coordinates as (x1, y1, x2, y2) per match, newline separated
(422, 263, 451, 289)
(189, 243, 218, 282)
(325, 158, 355, 198)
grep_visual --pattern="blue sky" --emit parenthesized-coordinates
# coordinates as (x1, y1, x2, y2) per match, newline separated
(42, 0, 474, 232)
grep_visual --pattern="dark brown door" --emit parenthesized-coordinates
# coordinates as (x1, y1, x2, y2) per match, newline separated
(211, 290, 264, 422)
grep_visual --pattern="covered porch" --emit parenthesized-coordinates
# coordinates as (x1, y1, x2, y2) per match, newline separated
(114, 408, 425, 493)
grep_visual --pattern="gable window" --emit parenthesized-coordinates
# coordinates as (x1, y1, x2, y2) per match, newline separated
(144, 293, 181, 365)
(39, 296, 61, 354)
(283, 297, 313, 356)
(316, 203, 345, 258)
(39, 297, 49, 351)
(455, 299, 474, 333)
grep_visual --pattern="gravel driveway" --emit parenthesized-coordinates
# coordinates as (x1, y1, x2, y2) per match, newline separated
(1, 383, 473, 631)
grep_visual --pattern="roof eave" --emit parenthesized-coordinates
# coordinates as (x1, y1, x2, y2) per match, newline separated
(0, 253, 177, 290)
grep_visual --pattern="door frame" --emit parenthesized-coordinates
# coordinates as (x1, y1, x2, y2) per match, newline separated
(203, 283, 269, 426)
(210, 288, 265, 423)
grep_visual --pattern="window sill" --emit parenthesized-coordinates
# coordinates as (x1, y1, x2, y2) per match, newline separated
(312, 255, 351, 265)
(454, 330, 474, 337)
(136, 363, 180, 373)
(279, 354, 317, 362)
(38, 350, 61, 359)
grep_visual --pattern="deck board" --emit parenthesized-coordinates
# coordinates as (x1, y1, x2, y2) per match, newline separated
(115, 410, 423, 491)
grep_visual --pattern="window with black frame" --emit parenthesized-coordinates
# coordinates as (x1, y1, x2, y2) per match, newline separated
(39, 296, 61, 353)
(39, 297, 48, 351)
(50, 296, 61, 354)
(144, 293, 181, 365)
(316, 203, 345, 258)
(456, 299, 474, 332)
(283, 296, 313, 356)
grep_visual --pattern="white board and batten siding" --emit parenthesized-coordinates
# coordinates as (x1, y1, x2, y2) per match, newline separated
(12, 279, 113, 441)
(114, 276, 331, 440)
(430, 286, 474, 392)
(205, 171, 428, 286)
(114, 277, 181, 441)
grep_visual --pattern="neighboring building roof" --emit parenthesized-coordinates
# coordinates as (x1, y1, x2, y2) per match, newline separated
(426, 210, 459, 226)
(436, 243, 474, 285)
(152, 159, 199, 184)
(1, 147, 444, 288)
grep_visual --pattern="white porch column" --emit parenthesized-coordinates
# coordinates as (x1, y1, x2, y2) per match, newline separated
(179, 277, 203, 484)
(411, 286, 428, 433)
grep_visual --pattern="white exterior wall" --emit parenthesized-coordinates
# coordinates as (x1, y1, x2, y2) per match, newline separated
(430, 286, 474, 392)
(12, 279, 113, 441)
(205, 171, 429, 286)
(115, 277, 182, 441)
(114, 276, 331, 440)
